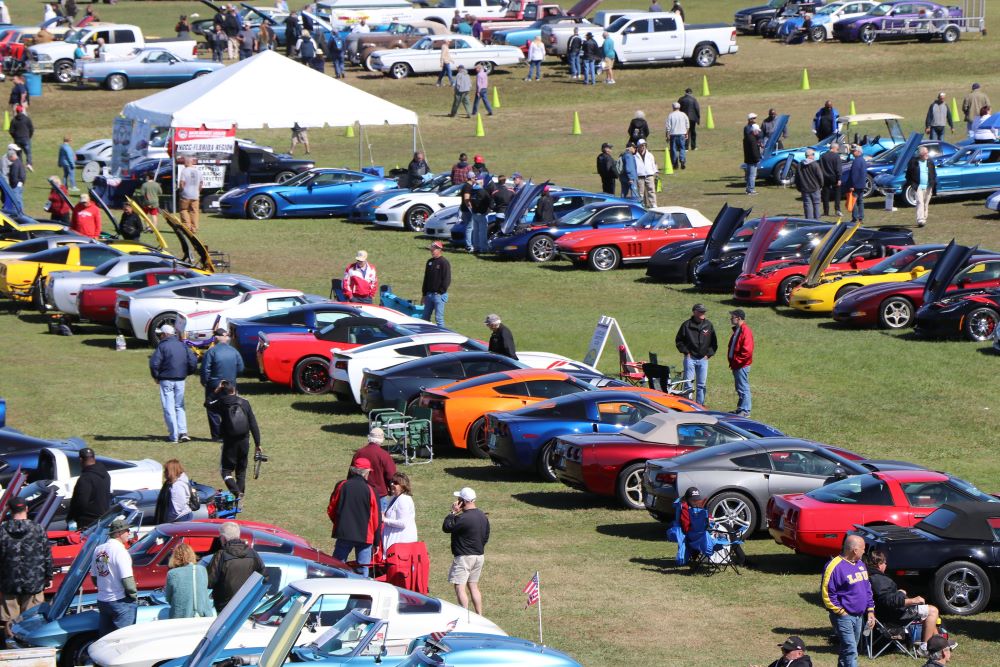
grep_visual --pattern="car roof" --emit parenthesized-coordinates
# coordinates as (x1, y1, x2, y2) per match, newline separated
(873, 469, 949, 483)
(840, 113, 903, 122)
(440, 368, 572, 393)
(915, 502, 1000, 541)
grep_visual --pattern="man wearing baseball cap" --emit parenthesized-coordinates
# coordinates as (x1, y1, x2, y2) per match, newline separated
(352, 428, 397, 511)
(675, 304, 717, 405)
(728, 309, 754, 417)
(0, 498, 51, 641)
(597, 142, 616, 195)
(443, 487, 490, 614)
(200, 327, 244, 440)
(327, 458, 381, 577)
(150, 323, 198, 443)
(922, 634, 957, 666)
(485, 313, 517, 359)
(422, 241, 451, 327)
(764, 636, 813, 667)
(91, 518, 137, 637)
(341, 250, 378, 303)
(744, 113, 763, 195)
(67, 448, 111, 530)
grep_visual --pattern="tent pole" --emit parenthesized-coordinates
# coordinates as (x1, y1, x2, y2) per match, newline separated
(412, 125, 416, 153)
(357, 124, 362, 171)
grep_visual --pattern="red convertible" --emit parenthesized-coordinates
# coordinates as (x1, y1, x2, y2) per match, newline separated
(554, 206, 713, 271)
(77, 268, 202, 324)
(46, 520, 343, 594)
(766, 470, 1000, 558)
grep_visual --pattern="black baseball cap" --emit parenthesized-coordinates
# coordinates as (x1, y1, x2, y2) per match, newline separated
(779, 636, 805, 652)
(8, 498, 27, 513)
(730, 309, 746, 320)
(692, 303, 707, 313)
(79, 447, 95, 460)
(601, 142, 613, 150)
(926, 635, 957, 653)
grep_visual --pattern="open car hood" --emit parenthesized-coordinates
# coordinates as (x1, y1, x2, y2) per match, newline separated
(160, 211, 216, 272)
(760, 115, 790, 159)
(923, 240, 976, 304)
(741, 218, 785, 275)
(199, 0, 227, 14)
(566, 0, 604, 17)
(241, 3, 279, 24)
(91, 190, 169, 252)
(884, 131, 923, 181)
(499, 181, 544, 236)
(183, 573, 269, 667)
(701, 204, 752, 265)
(803, 220, 860, 287)
(0, 466, 26, 518)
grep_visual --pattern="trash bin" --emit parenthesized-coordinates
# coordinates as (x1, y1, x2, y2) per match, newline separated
(24, 72, 42, 98)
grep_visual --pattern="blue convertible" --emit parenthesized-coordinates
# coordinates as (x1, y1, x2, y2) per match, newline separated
(875, 133, 1000, 206)
(218, 169, 398, 220)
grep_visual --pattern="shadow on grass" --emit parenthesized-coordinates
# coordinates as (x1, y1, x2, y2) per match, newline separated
(629, 555, 680, 574)
(14, 312, 48, 325)
(595, 520, 666, 542)
(512, 490, 613, 511)
(81, 337, 118, 349)
(976, 346, 998, 356)
(944, 617, 1000, 642)
(798, 591, 824, 608)
(291, 399, 354, 415)
(537, 263, 584, 272)
(815, 320, 853, 330)
(748, 551, 826, 576)
(444, 465, 527, 483)
(236, 383, 296, 397)
(771, 626, 838, 653)
(320, 421, 370, 437)
(90, 433, 174, 443)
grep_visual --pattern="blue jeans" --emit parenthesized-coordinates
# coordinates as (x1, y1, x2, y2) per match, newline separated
(471, 213, 488, 251)
(332, 52, 344, 77)
(10, 184, 23, 211)
(423, 292, 448, 327)
(928, 126, 944, 140)
(239, 48, 252, 60)
(683, 356, 709, 405)
(461, 208, 473, 249)
(802, 190, 821, 220)
(583, 59, 595, 84)
(670, 134, 686, 167)
(98, 599, 137, 638)
(745, 162, 759, 193)
(568, 51, 580, 76)
(851, 191, 864, 222)
(831, 612, 863, 667)
(18, 140, 31, 167)
(733, 365, 751, 414)
(528, 60, 541, 80)
(159, 380, 188, 441)
(622, 177, 639, 201)
(333, 539, 373, 578)
(437, 63, 453, 85)
(471, 89, 492, 115)
(62, 164, 76, 189)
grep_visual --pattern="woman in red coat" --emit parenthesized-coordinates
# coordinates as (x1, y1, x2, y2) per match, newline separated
(47, 176, 72, 224)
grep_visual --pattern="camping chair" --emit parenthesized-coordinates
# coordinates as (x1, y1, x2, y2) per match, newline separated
(379, 541, 430, 594)
(369, 402, 411, 456)
(865, 617, 921, 659)
(402, 407, 433, 465)
(685, 506, 745, 575)
(642, 362, 695, 398)
(666, 497, 688, 565)
(618, 345, 645, 385)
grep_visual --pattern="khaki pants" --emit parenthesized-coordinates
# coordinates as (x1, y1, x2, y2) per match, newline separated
(227, 36, 238, 60)
(915, 187, 932, 226)
(637, 175, 657, 208)
(179, 198, 200, 233)
(1, 592, 45, 639)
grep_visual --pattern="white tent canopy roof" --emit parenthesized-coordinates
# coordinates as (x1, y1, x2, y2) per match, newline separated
(121, 49, 418, 129)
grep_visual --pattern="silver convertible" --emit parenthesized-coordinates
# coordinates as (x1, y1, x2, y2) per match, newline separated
(78, 47, 225, 91)
(369, 34, 524, 79)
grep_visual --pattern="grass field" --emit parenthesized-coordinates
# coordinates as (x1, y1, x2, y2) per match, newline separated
(2, 0, 1000, 664)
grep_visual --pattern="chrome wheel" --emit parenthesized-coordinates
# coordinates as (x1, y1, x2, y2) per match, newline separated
(390, 62, 411, 79)
(879, 297, 912, 329)
(708, 492, 756, 534)
(405, 205, 431, 232)
(528, 235, 555, 262)
(247, 195, 276, 220)
(274, 171, 295, 184)
(589, 246, 620, 272)
(778, 275, 804, 306)
(935, 561, 990, 615)
(292, 356, 331, 394)
(964, 307, 999, 341)
(860, 24, 877, 43)
(694, 45, 717, 67)
(616, 463, 645, 510)
(107, 74, 127, 91)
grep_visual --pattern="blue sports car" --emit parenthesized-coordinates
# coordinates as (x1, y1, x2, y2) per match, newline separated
(217, 168, 398, 220)
(876, 134, 1000, 206)
(840, 137, 961, 197)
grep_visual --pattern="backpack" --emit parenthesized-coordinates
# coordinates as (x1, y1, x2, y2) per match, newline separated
(299, 38, 316, 60)
(187, 480, 201, 512)
(222, 400, 250, 438)
(613, 153, 624, 177)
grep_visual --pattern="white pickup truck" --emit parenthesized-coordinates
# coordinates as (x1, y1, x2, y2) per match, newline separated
(28, 23, 197, 83)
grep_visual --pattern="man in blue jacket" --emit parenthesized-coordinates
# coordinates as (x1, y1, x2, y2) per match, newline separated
(149, 324, 198, 443)
(58, 136, 77, 191)
(813, 101, 840, 141)
(200, 328, 244, 440)
(842, 145, 867, 222)
(619, 143, 639, 201)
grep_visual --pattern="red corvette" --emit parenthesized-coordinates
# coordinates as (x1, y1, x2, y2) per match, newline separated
(46, 520, 343, 594)
(554, 206, 713, 271)
(77, 268, 202, 324)
(766, 470, 1000, 558)
(551, 412, 784, 510)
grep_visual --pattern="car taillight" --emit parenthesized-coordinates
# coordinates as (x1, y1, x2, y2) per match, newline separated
(118, 299, 129, 310)
(655, 472, 677, 485)
(335, 360, 348, 370)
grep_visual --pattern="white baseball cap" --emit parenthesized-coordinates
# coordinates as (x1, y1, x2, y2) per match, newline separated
(747, 112, 758, 119)
(454, 487, 476, 502)
(156, 323, 176, 335)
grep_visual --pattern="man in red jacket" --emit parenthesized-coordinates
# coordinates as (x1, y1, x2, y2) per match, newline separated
(341, 250, 378, 303)
(727, 309, 754, 417)
(327, 458, 381, 577)
(70, 193, 101, 238)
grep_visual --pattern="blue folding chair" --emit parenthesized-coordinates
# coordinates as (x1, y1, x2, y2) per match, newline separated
(666, 498, 687, 565)
(685, 506, 745, 575)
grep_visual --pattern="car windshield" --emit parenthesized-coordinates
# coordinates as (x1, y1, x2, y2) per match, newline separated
(127, 528, 171, 566)
(948, 476, 1000, 503)
(558, 207, 600, 227)
(806, 474, 894, 505)
(769, 228, 824, 253)
(607, 16, 630, 31)
(280, 171, 318, 187)
(250, 587, 309, 627)
(93, 259, 120, 276)
(862, 249, 926, 274)
(869, 2, 893, 15)
(412, 37, 435, 49)
(306, 614, 378, 656)
(815, 3, 842, 14)
(64, 28, 90, 45)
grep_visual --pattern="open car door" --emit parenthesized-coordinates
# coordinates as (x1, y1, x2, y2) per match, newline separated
(91, 190, 169, 252)
(183, 573, 269, 667)
(760, 115, 790, 159)
(884, 131, 923, 182)
(700, 203, 752, 266)
(802, 220, 860, 287)
(923, 240, 976, 305)
(740, 217, 786, 276)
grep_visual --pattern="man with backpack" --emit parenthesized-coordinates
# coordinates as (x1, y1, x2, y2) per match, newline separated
(208, 381, 261, 497)
(205, 522, 264, 612)
(326, 31, 345, 79)
(295, 29, 318, 67)
(201, 328, 245, 441)
(149, 324, 198, 444)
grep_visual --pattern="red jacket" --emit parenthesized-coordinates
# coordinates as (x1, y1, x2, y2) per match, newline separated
(71, 202, 102, 238)
(48, 186, 72, 218)
(341, 261, 377, 300)
(727, 322, 754, 370)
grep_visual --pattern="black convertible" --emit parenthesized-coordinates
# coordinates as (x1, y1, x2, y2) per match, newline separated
(854, 502, 1000, 616)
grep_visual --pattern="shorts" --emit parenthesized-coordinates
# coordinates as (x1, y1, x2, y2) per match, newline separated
(603, 57, 615, 69)
(900, 604, 930, 622)
(448, 554, 484, 584)
(292, 130, 309, 145)
(143, 205, 159, 215)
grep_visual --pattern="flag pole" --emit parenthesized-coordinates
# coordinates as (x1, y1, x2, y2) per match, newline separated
(536, 571, 543, 644)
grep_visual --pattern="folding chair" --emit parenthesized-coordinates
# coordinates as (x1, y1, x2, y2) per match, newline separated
(642, 362, 694, 398)
(369, 402, 411, 458)
(403, 407, 434, 465)
(618, 345, 646, 385)
(665, 497, 688, 565)
(865, 617, 921, 659)
(685, 506, 745, 575)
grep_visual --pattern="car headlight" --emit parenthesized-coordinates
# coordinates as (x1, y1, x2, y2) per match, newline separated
(35, 53, 52, 62)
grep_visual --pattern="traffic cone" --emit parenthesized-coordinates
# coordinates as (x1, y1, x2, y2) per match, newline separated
(475, 113, 485, 137)
(656, 176, 662, 193)
(571, 111, 581, 135)
(492, 86, 501, 109)
(849, 100, 857, 126)
(701, 74, 710, 97)
(705, 106, 715, 130)
(2, 111, 8, 132)
(951, 97, 961, 124)
(801, 68, 810, 90)
(663, 147, 673, 175)
(344, 124, 354, 138)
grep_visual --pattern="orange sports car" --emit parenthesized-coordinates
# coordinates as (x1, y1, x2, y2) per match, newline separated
(417, 369, 701, 456)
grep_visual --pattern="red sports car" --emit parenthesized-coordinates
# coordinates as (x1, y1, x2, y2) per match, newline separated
(554, 206, 713, 271)
(46, 520, 342, 594)
(257, 316, 421, 394)
(77, 268, 202, 324)
(766, 470, 1000, 557)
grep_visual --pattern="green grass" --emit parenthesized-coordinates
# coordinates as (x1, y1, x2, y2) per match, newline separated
(3, 0, 1000, 664)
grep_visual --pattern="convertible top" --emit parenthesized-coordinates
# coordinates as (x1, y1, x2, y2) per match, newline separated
(915, 502, 1000, 542)
(839, 113, 903, 123)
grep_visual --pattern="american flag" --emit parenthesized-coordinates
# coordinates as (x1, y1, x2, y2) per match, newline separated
(429, 618, 458, 642)
(522, 572, 540, 607)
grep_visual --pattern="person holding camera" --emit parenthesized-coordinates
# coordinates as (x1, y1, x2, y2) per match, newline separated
(442, 487, 489, 615)
(207, 381, 260, 498)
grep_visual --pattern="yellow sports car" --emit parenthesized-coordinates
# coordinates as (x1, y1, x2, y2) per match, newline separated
(0, 214, 69, 249)
(788, 222, 928, 313)
(0, 243, 129, 301)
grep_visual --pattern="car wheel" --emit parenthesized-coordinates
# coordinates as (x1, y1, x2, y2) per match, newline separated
(274, 171, 296, 184)
(528, 234, 555, 262)
(589, 245, 620, 272)
(962, 307, 999, 342)
(754, 19, 769, 34)
(106, 74, 127, 91)
(193, 70, 211, 78)
(247, 194, 276, 220)
(834, 284, 861, 302)
(615, 462, 646, 510)
(475, 61, 494, 74)
(405, 205, 432, 232)
(860, 23, 877, 43)
(863, 174, 875, 198)
(60, 632, 98, 667)
(693, 44, 717, 67)
(686, 255, 703, 282)
(809, 25, 826, 42)
(777, 274, 805, 306)
(903, 185, 918, 207)
(708, 491, 757, 534)
(292, 356, 331, 395)
(933, 560, 991, 615)
(534, 439, 559, 481)
(55, 59, 75, 84)
(878, 296, 913, 329)
(389, 62, 411, 79)
(941, 25, 960, 43)
(147, 313, 180, 347)
(362, 51, 376, 71)
(465, 417, 490, 459)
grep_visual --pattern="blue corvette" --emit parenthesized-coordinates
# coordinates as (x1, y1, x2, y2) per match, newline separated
(347, 174, 453, 223)
(876, 133, 1000, 206)
(492, 201, 645, 262)
(218, 168, 398, 220)
(840, 137, 960, 197)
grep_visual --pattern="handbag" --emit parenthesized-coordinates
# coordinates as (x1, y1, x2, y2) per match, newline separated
(187, 481, 201, 512)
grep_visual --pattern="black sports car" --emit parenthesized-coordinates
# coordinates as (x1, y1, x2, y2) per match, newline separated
(914, 287, 1000, 342)
(693, 224, 914, 292)
(853, 503, 1000, 616)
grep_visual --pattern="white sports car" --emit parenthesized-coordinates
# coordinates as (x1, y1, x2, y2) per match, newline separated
(88, 576, 505, 667)
(422, 205, 462, 240)
(370, 34, 524, 79)
(22, 447, 163, 499)
(43, 255, 180, 316)
(114, 275, 278, 343)
(178, 289, 309, 345)
(372, 184, 463, 232)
